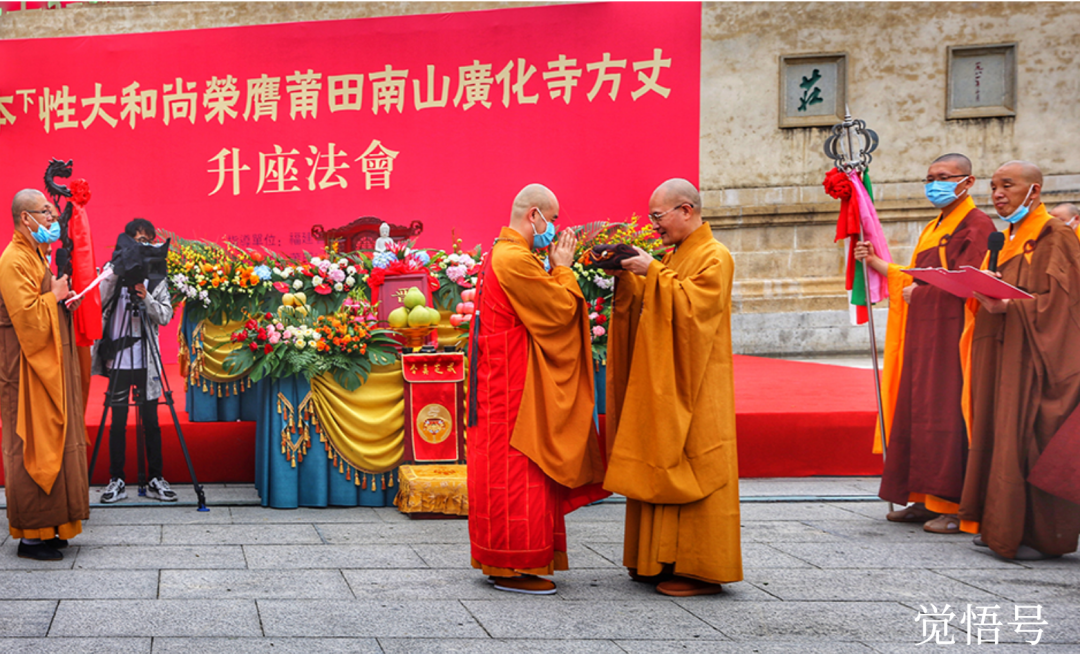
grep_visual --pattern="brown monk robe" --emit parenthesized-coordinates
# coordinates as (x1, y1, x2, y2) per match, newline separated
(876, 198, 995, 523)
(960, 161, 1080, 560)
(0, 190, 89, 559)
(605, 179, 741, 596)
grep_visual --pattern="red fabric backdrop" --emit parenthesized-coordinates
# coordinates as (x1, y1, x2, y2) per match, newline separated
(0, 2, 701, 362)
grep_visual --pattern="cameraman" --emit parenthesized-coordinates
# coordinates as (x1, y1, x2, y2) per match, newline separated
(91, 218, 176, 503)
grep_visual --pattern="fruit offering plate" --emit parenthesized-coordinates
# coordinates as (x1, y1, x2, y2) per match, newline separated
(395, 326, 437, 349)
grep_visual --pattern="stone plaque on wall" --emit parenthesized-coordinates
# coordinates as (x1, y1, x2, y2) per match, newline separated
(947, 43, 1016, 119)
(779, 53, 846, 128)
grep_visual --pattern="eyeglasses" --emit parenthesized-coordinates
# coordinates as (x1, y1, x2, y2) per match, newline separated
(924, 174, 970, 184)
(648, 203, 691, 222)
(25, 208, 57, 219)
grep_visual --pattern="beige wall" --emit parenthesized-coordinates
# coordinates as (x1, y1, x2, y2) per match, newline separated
(5, 1, 1078, 353)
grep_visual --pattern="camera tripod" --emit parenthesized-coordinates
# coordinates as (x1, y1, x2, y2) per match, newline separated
(87, 283, 207, 511)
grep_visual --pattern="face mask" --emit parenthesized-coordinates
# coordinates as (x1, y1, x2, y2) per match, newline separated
(531, 209, 556, 249)
(26, 213, 60, 244)
(924, 179, 967, 209)
(997, 185, 1035, 224)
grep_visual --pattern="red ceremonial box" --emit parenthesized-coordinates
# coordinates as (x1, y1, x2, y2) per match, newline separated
(375, 273, 432, 324)
(401, 352, 466, 463)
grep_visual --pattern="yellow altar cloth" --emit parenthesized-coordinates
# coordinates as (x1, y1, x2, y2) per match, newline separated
(394, 464, 469, 516)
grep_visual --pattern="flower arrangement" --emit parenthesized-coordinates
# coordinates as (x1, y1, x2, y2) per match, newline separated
(433, 240, 482, 311)
(223, 296, 397, 391)
(166, 234, 276, 324)
(268, 253, 366, 317)
(365, 240, 442, 307)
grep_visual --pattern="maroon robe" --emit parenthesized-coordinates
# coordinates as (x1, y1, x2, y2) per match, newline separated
(879, 209, 995, 505)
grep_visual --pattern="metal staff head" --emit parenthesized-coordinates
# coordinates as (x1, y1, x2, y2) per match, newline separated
(823, 106, 879, 173)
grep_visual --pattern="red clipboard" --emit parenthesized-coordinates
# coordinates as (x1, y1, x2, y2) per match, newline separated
(901, 266, 1033, 300)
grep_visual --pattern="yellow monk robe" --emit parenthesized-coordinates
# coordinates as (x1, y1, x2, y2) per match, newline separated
(0, 230, 89, 540)
(468, 227, 607, 576)
(604, 223, 742, 584)
(874, 196, 994, 513)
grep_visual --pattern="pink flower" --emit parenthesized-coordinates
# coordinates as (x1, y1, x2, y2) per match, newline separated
(269, 333, 281, 344)
(328, 268, 346, 283)
(592, 325, 606, 338)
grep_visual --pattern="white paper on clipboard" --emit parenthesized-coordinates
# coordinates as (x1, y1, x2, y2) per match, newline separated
(64, 264, 113, 308)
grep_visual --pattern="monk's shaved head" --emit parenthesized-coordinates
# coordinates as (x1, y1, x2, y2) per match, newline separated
(11, 189, 44, 225)
(932, 153, 973, 176)
(997, 160, 1043, 186)
(653, 178, 701, 213)
(511, 183, 557, 220)
(1052, 203, 1080, 219)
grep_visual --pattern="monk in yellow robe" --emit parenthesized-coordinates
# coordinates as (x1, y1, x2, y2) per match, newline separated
(468, 183, 607, 594)
(605, 178, 741, 596)
(0, 189, 89, 561)
(854, 153, 995, 533)
(961, 161, 1080, 560)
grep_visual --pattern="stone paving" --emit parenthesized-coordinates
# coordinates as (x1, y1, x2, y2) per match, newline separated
(0, 477, 1077, 653)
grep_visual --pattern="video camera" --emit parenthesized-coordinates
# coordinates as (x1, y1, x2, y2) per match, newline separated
(110, 233, 170, 292)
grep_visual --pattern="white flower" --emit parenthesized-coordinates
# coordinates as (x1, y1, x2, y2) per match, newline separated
(346, 276, 356, 286)
(311, 257, 322, 265)
(338, 259, 347, 267)
(284, 266, 294, 276)
(312, 275, 323, 286)
(346, 266, 357, 275)
(293, 280, 303, 290)
(334, 283, 344, 292)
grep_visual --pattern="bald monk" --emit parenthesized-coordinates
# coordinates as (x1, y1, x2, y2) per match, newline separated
(605, 178, 741, 597)
(961, 161, 1080, 560)
(467, 183, 607, 594)
(0, 189, 88, 561)
(855, 153, 995, 534)
(1049, 202, 1080, 233)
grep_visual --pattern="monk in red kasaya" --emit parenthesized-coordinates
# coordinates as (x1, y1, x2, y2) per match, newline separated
(467, 183, 607, 595)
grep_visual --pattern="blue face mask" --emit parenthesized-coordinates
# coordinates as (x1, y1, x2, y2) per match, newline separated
(924, 180, 967, 209)
(532, 209, 556, 249)
(27, 213, 61, 244)
(998, 185, 1035, 224)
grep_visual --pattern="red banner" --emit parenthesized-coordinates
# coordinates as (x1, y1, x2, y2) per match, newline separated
(0, 2, 701, 361)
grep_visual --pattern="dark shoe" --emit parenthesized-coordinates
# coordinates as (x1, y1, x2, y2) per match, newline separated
(101, 477, 127, 504)
(17, 541, 63, 561)
(45, 538, 68, 550)
(656, 576, 723, 597)
(973, 534, 988, 548)
(629, 568, 675, 584)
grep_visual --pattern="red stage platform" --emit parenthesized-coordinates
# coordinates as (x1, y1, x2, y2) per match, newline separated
(0, 356, 881, 486)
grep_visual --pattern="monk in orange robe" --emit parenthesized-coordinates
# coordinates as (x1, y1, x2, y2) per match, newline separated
(960, 161, 1080, 560)
(467, 183, 607, 594)
(605, 178, 742, 597)
(0, 189, 89, 561)
(854, 153, 995, 533)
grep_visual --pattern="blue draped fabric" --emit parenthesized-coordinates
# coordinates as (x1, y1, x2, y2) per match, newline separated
(181, 309, 261, 422)
(254, 374, 397, 508)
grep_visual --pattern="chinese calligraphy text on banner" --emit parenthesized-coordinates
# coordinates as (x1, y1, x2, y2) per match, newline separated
(0, 2, 701, 360)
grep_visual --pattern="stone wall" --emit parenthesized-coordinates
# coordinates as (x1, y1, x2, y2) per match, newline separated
(4, 1, 1078, 356)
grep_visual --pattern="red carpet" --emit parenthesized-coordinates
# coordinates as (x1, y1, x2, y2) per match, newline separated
(733, 355, 883, 478)
(0, 356, 881, 485)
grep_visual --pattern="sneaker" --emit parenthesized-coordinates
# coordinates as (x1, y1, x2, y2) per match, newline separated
(147, 477, 178, 502)
(100, 478, 127, 504)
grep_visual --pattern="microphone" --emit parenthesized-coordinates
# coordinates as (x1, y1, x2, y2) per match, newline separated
(54, 247, 70, 276)
(987, 232, 1005, 273)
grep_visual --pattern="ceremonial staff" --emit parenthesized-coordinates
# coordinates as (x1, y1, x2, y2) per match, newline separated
(824, 109, 891, 500)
